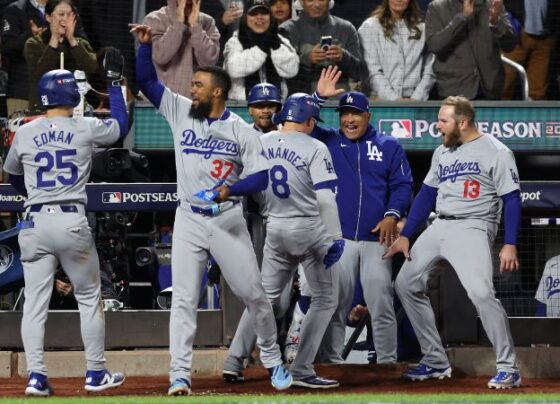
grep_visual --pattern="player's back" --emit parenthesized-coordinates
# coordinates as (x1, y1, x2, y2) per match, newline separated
(12, 116, 119, 207)
(260, 130, 334, 219)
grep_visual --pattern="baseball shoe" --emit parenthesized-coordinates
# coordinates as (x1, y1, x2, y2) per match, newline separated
(168, 378, 192, 396)
(268, 364, 292, 390)
(84, 369, 125, 392)
(292, 375, 340, 389)
(488, 371, 522, 389)
(25, 372, 53, 397)
(222, 369, 244, 383)
(402, 363, 452, 381)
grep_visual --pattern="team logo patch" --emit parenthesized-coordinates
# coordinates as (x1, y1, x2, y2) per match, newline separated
(0, 245, 14, 276)
(379, 119, 412, 138)
(102, 192, 122, 203)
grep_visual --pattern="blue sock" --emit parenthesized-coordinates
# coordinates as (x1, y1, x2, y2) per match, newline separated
(298, 295, 311, 314)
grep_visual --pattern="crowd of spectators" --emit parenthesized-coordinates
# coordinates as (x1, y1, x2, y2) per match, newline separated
(0, 0, 559, 117)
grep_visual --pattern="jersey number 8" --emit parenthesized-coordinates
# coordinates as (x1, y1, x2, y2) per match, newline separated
(35, 149, 78, 188)
(270, 165, 290, 199)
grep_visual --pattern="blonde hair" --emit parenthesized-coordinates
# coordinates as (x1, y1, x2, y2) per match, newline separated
(442, 96, 475, 125)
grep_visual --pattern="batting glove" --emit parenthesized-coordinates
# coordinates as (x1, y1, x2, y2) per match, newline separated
(103, 47, 125, 86)
(194, 179, 225, 202)
(323, 239, 345, 269)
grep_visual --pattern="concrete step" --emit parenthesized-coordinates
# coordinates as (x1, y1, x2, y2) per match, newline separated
(2, 346, 560, 378)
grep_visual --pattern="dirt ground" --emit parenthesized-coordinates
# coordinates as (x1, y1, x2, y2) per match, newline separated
(2, 364, 560, 397)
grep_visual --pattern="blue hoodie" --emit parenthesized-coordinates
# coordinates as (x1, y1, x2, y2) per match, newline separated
(312, 124, 413, 242)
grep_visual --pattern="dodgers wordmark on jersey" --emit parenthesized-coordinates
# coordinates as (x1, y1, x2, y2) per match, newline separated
(3, 116, 120, 207)
(424, 133, 520, 223)
(158, 88, 268, 206)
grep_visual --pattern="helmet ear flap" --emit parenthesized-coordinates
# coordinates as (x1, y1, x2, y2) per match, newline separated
(38, 69, 81, 108)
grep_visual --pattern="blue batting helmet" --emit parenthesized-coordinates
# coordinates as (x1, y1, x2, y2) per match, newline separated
(247, 83, 282, 106)
(38, 69, 81, 108)
(272, 93, 322, 125)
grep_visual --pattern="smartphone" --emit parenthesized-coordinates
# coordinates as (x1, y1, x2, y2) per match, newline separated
(320, 36, 332, 52)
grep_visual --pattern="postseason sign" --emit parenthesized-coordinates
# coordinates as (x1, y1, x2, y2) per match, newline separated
(134, 103, 560, 152)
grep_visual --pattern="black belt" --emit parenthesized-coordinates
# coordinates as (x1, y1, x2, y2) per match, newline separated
(438, 215, 464, 220)
(29, 204, 78, 213)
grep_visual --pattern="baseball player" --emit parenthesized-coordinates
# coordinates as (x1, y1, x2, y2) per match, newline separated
(310, 90, 413, 364)
(244, 82, 313, 364)
(2, 55, 128, 396)
(247, 83, 282, 134)
(384, 96, 522, 389)
(223, 88, 345, 389)
(130, 24, 292, 395)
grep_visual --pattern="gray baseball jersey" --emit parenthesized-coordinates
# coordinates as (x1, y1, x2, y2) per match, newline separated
(260, 130, 337, 218)
(535, 256, 560, 317)
(158, 88, 268, 205)
(156, 87, 283, 385)
(224, 129, 340, 380)
(3, 115, 120, 377)
(424, 133, 520, 222)
(395, 132, 520, 375)
(3, 117, 120, 207)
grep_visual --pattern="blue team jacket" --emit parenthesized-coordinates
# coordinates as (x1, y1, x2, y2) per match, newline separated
(313, 124, 413, 242)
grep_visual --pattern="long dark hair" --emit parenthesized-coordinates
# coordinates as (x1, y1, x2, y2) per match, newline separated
(45, 0, 76, 16)
(43, 0, 86, 40)
(371, 0, 422, 41)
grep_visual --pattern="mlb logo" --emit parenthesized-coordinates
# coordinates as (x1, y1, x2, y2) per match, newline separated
(102, 192, 122, 203)
(379, 119, 412, 138)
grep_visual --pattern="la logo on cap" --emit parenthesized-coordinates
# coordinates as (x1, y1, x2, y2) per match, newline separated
(346, 95, 354, 103)
(262, 86, 270, 95)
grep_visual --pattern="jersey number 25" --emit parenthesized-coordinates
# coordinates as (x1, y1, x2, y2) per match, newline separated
(35, 149, 78, 188)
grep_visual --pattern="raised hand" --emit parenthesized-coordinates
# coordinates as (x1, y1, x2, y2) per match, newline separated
(463, 0, 474, 18)
(188, 0, 201, 27)
(489, 0, 503, 25)
(176, 0, 187, 23)
(66, 12, 77, 46)
(316, 64, 344, 98)
(129, 24, 153, 44)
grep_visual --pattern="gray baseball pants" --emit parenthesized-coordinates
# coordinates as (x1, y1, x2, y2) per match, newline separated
(170, 204, 282, 383)
(19, 205, 106, 375)
(224, 216, 338, 379)
(395, 218, 518, 372)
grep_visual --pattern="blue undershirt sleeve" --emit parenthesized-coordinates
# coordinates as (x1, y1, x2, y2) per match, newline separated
(136, 43, 164, 109)
(501, 190, 522, 245)
(9, 174, 27, 198)
(400, 184, 438, 239)
(108, 85, 128, 138)
(229, 170, 269, 196)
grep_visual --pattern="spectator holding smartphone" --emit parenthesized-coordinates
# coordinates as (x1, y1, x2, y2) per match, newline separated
(279, 0, 362, 94)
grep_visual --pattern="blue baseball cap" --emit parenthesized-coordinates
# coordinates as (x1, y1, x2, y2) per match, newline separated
(336, 91, 369, 113)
